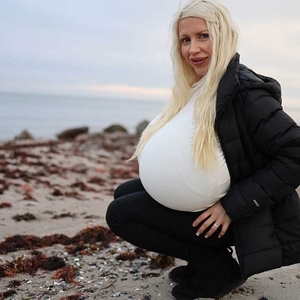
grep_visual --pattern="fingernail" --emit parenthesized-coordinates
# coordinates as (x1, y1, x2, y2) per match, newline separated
(218, 236, 221, 239)
(205, 235, 208, 238)
(196, 232, 200, 236)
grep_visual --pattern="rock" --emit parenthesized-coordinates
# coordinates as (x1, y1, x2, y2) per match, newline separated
(57, 126, 89, 140)
(15, 129, 34, 140)
(103, 124, 128, 133)
(136, 120, 149, 135)
(75, 133, 90, 142)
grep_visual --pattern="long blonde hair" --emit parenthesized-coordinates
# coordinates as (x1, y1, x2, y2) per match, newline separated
(131, 0, 239, 169)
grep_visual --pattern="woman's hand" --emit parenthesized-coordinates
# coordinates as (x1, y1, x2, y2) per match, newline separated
(193, 201, 232, 238)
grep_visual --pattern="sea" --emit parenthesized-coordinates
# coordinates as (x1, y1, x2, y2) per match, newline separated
(0, 92, 299, 141)
(0, 92, 166, 141)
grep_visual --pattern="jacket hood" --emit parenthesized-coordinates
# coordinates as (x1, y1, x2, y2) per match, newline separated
(238, 64, 282, 105)
(216, 53, 282, 115)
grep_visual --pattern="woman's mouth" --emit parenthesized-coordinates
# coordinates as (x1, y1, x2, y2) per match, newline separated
(190, 57, 207, 67)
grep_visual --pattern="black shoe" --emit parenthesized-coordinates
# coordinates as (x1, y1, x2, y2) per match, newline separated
(171, 249, 246, 300)
(169, 264, 195, 283)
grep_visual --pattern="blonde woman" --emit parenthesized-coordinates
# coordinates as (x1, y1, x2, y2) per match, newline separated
(106, 0, 300, 299)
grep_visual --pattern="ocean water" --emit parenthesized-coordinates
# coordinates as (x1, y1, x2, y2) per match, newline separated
(0, 92, 299, 141)
(0, 92, 166, 141)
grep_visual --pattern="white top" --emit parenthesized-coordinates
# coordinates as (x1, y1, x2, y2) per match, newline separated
(138, 81, 230, 212)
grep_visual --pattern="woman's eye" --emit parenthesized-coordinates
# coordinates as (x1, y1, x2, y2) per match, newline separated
(181, 37, 190, 43)
(199, 33, 209, 39)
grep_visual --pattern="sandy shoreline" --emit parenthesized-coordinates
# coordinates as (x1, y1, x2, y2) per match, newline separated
(0, 133, 299, 300)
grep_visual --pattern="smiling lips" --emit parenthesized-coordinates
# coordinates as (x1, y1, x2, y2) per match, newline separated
(190, 57, 208, 66)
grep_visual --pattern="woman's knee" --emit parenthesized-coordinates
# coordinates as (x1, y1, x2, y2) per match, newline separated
(106, 199, 121, 230)
(114, 178, 144, 199)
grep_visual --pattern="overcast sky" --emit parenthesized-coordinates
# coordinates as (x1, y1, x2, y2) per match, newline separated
(0, 0, 299, 113)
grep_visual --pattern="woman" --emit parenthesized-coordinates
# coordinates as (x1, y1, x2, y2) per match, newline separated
(106, 0, 300, 299)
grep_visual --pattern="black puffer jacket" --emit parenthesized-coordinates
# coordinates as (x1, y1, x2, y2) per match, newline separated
(215, 54, 300, 278)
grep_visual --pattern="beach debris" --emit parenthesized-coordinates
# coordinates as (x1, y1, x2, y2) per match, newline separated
(12, 213, 37, 222)
(60, 293, 85, 300)
(52, 212, 77, 219)
(57, 127, 89, 140)
(71, 163, 88, 174)
(70, 181, 98, 192)
(0, 180, 10, 194)
(149, 254, 175, 270)
(0, 225, 117, 254)
(0, 254, 65, 277)
(6, 280, 22, 288)
(14, 129, 35, 141)
(116, 248, 148, 261)
(87, 176, 106, 186)
(52, 265, 78, 284)
(0, 202, 12, 209)
(0, 290, 17, 299)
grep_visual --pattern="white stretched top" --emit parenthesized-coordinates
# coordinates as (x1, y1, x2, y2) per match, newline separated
(138, 81, 230, 212)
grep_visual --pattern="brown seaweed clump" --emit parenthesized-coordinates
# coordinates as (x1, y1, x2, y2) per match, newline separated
(0, 226, 117, 255)
(52, 265, 78, 284)
(0, 254, 66, 278)
(116, 247, 149, 261)
(0, 203, 12, 209)
(60, 293, 84, 300)
(149, 254, 175, 270)
(12, 213, 37, 222)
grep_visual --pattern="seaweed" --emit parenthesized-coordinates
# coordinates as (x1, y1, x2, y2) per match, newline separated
(149, 254, 175, 270)
(0, 254, 66, 277)
(52, 213, 77, 219)
(70, 181, 98, 192)
(12, 213, 37, 222)
(52, 265, 78, 284)
(116, 248, 148, 261)
(0, 226, 117, 254)
(0, 203, 12, 209)
(60, 293, 84, 300)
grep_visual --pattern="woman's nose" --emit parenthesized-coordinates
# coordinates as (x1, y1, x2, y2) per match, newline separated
(189, 41, 200, 54)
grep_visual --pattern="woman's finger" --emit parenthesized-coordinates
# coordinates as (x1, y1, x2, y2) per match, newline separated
(218, 222, 229, 238)
(196, 218, 215, 236)
(201, 222, 221, 238)
(192, 211, 211, 227)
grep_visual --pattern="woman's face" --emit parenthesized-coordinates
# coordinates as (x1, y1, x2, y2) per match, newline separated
(178, 17, 212, 81)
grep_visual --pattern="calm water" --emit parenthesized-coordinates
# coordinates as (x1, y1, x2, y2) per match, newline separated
(0, 92, 299, 141)
(0, 93, 166, 141)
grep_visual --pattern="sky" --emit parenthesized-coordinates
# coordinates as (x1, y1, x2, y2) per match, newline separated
(0, 0, 299, 114)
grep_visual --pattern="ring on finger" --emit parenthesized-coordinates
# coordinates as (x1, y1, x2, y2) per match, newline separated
(213, 223, 219, 228)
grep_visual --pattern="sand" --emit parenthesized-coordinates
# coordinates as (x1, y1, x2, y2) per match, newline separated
(0, 133, 299, 300)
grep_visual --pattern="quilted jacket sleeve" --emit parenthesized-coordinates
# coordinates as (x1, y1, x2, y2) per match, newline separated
(220, 89, 300, 223)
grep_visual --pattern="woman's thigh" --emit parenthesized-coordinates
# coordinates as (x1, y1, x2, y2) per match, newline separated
(107, 190, 233, 248)
(114, 178, 145, 199)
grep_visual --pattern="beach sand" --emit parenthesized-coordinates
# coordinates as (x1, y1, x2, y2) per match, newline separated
(0, 133, 299, 300)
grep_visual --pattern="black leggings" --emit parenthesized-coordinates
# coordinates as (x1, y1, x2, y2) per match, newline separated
(106, 178, 234, 263)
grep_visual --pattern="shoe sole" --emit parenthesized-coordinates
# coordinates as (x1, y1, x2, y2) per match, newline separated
(213, 278, 247, 300)
(171, 278, 246, 300)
